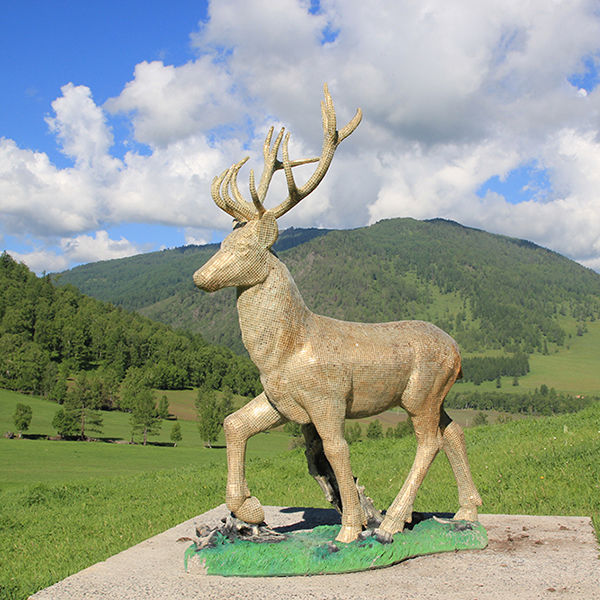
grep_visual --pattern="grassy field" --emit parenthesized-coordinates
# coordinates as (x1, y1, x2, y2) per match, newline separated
(455, 320, 600, 396)
(0, 390, 290, 491)
(1, 394, 598, 599)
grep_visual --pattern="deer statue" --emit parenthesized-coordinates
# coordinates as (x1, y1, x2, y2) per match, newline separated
(193, 85, 482, 544)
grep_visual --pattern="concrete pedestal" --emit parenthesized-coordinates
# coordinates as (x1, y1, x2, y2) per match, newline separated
(30, 506, 599, 600)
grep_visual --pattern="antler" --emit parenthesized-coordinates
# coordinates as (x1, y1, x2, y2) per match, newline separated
(271, 84, 362, 219)
(210, 84, 362, 223)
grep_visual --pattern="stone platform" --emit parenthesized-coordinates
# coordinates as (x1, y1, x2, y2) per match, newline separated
(30, 506, 599, 600)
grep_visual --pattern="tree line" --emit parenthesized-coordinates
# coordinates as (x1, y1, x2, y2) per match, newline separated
(460, 352, 530, 385)
(446, 386, 595, 415)
(0, 253, 261, 431)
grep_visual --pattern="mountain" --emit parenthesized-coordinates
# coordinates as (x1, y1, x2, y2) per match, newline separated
(55, 218, 600, 357)
(54, 227, 331, 313)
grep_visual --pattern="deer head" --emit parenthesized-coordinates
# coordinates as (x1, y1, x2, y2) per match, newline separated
(194, 84, 362, 293)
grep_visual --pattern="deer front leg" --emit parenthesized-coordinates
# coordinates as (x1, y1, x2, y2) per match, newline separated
(315, 422, 366, 543)
(223, 392, 285, 524)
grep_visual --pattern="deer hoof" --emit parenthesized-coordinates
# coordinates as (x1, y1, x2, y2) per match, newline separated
(335, 524, 362, 543)
(234, 496, 264, 524)
(373, 528, 394, 544)
(453, 506, 479, 522)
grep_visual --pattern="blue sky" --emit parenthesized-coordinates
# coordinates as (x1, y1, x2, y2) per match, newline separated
(1, 1, 211, 254)
(2, 1, 600, 273)
(1, 2, 207, 162)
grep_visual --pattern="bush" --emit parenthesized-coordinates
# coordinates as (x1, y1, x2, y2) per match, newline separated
(473, 411, 488, 426)
(366, 420, 383, 440)
(52, 408, 79, 439)
(345, 422, 362, 444)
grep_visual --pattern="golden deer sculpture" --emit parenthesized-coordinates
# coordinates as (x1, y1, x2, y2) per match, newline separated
(193, 85, 482, 544)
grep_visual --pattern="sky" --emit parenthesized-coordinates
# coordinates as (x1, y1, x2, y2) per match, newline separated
(2, 0, 600, 274)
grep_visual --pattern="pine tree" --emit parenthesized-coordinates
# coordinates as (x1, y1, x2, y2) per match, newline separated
(64, 372, 103, 439)
(158, 395, 170, 419)
(129, 387, 161, 445)
(170, 422, 182, 447)
(52, 408, 79, 438)
(195, 387, 229, 447)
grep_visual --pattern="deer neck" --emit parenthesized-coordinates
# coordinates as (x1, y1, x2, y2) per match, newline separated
(236, 253, 311, 373)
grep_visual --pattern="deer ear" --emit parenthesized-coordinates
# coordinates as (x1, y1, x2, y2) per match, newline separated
(257, 213, 279, 249)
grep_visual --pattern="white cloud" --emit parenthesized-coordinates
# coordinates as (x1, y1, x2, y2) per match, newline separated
(60, 230, 141, 263)
(0, 137, 102, 236)
(46, 83, 120, 173)
(3, 0, 600, 273)
(184, 227, 212, 246)
(105, 58, 243, 147)
(7, 249, 69, 275)
(10, 230, 143, 274)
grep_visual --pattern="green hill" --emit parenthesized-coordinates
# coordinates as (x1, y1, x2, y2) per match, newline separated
(56, 218, 600, 365)
(53, 227, 330, 313)
(0, 252, 261, 402)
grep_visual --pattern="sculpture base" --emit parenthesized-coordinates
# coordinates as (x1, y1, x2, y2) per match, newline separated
(185, 517, 488, 576)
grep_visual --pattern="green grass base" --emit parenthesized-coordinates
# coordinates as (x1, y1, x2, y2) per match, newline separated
(186, 518, 488, 576)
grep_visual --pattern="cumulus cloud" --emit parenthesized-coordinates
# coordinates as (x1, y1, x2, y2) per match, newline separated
(184, 227, 212, 246)
(9, 230, 142, 273)
(2, 0, 600, 273)
(46, 83, 119, 171)
(104, 58, 244, 147)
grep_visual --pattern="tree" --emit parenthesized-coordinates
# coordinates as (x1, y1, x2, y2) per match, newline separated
(473, 411, 488, 426)
(195, 387, 230, 447)
(48, 373, 68, 404)
(220, 387, 235, 418)
(170, 422, 182, 447)
(129, 387, 162, 445)
(52, 408, 79, 438)
(64, 372, 103, 439)
(387, 419, 413, 439)
(366, 420, 383, 440)
(284, 421, 302, 437)
(119, 367, 154, 411)
(345, 422, 362, 444)
(13, 403, 32, 437)
(158, 395, 170, 419)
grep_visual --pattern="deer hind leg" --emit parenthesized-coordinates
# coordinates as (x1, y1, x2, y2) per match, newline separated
(376, 411, 442, 540)
(440, 409, 482, 522)
(303, 423, 342, 512)
(223, 392, 285, 524)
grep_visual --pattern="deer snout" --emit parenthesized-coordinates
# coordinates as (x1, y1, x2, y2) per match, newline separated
(193, 267, 218, 292)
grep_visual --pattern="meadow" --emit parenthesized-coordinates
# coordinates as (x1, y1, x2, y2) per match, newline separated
(0, 390, 290, 491)
(454, 320, 600, 396)
(1, 384, 598, 600)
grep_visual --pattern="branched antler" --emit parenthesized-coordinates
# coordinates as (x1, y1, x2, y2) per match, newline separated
(211, 83, 362, 223)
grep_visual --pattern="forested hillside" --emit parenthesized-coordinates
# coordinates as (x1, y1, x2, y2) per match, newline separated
(57, 218, 600, 359)
(55, 227, 330, 312)
(0, 253, 261, 402)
